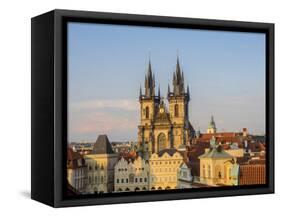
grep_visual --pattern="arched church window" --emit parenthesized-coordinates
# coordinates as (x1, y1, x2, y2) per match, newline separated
(157, 133, 166, 151)
(174, 104, 179, 117)
(145, 106, 149, 119)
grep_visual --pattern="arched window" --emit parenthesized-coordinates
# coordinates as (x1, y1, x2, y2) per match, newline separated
(208, 165, 211, 178)
(129, 174, 134, 183)
(174, 104, 179, 117)
(157, 133, 166, 151)
(202, 165, 206, 178)
(145, 106, 149, 119)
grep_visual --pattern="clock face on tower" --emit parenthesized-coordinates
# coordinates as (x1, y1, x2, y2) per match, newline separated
(159, 107, 164, 114)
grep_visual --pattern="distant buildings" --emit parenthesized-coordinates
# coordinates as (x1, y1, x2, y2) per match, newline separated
(207, 116, 217, 134)
(69, 142, 94, 155)
(84, 135, 118, 193)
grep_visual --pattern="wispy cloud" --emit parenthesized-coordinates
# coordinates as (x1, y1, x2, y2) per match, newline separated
(69, 111, 137, 133)
(68, 99, 139, 141)
(70, 99, 138, 112)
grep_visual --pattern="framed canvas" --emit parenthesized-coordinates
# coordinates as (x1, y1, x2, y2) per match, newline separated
(31, 9, 274, 207)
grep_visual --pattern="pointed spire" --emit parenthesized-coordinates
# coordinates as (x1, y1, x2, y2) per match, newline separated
(176, 56, 181, 81)
(158, 85, 161, 98)
(144, 56, 156, 97)
(139, 84, 142, 98)
(148, 59, 152, 77)
(167, 84, 170, 99)
(186, 84, 190, 101)
(211, 115, 214, 124)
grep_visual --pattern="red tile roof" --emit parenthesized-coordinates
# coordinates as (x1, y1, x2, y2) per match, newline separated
(67, 148, 86, 169)
(239, 164, 266, 185)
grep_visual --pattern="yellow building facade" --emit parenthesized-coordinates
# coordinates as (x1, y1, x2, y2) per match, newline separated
(149, 149, 184, 190)
(199, 137, 239, 186)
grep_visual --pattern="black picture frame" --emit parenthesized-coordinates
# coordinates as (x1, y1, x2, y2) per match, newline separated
(31, 9, 274, 207)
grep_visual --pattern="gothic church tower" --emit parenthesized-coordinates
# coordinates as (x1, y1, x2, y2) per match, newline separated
(138, 57, 195, 157)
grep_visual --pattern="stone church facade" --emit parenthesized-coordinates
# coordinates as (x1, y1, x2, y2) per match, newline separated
(138, 58, 195, 157)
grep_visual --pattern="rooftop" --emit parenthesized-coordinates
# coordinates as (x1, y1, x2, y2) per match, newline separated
(92, 135, 115, 155)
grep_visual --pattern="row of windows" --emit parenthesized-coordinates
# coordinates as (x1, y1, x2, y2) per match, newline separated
(151, 161, 181, 165)
(88, 175, 106, 184)
(117, 167, 145, 172)
(151, 167, 177, 173)
(117, 186, 174, 192)
(116, 177, 148, 184)
(88, 164, 104, 171)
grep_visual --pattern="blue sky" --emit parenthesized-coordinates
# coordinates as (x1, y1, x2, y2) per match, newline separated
(68, 22, 266, 142)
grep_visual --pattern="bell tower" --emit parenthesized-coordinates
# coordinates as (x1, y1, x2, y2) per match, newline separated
(138, 60, 160, 154)
(168, 57, 190, 148)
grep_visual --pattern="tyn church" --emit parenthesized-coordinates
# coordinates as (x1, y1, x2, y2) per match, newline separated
(138, 57, 195, 156)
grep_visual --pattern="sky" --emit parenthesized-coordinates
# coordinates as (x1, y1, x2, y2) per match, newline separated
(67, 22, 266, 143)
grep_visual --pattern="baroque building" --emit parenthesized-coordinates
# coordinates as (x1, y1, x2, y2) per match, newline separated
(138, 58, 195, 157)
(149, 149, 185, 190)
(198, 136, 239, 186)
(114, 156, 149, 192)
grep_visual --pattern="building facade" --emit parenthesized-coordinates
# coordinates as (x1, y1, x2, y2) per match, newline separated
(149, 149, 184, 190)
(85, 135, 118, 193)
(198, 136, 239, 186)
(67, 148, 87, 193)
(114, 156, 149, 192)
(177, 162, 193, 189)
(138, 58, 195, 156)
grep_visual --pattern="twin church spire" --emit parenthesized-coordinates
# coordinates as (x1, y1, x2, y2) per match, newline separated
(139, 56, 190, 102)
